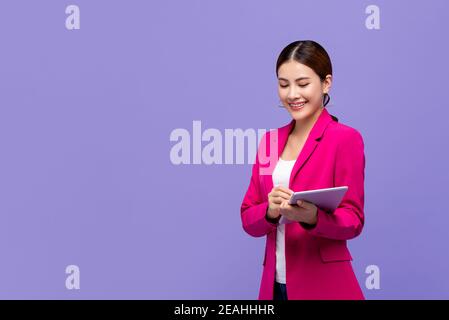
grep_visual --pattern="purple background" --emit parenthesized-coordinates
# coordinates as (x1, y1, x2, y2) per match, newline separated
(0, 0, 448, 299)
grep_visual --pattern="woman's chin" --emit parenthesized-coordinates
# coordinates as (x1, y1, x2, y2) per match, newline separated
(289, 110, 310, 120)
(288, 106, 321, 120)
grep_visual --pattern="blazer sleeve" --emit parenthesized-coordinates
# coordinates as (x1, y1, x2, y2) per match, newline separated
(240, 132, 278, 238)
(300, 128, 366, 240)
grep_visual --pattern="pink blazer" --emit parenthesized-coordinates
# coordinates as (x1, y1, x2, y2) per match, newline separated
(240, 108, 365, 300)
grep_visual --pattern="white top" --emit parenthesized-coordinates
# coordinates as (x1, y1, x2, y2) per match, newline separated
(272, 157, 296, 284)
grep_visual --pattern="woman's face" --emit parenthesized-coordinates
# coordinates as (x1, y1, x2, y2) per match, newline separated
(277, 60, 332, 121)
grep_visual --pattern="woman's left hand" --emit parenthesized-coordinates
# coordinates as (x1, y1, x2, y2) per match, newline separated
(279, 199, 318, 225)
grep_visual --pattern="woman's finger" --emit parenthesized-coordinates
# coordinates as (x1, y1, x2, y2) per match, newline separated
(272, 196, 284, 204)
(275, 186, 294, 196)
(274, 190, 293, 200)
(281, 200, 288, 209)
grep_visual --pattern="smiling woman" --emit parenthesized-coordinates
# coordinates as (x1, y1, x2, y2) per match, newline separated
(240, 40, 366, 300)
(277, 41, 333, 126)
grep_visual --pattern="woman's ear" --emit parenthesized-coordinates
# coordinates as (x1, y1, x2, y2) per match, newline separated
(323, 74, 332, 94)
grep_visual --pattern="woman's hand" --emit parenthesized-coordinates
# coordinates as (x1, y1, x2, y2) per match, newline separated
(279, 199, 318, 225)
(267, 186, 294, 219)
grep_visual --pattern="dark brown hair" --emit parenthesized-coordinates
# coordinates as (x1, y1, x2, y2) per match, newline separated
(276, 40, 334, 111)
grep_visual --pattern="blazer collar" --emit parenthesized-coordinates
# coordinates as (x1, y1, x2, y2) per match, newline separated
(275, 107, 335, 187)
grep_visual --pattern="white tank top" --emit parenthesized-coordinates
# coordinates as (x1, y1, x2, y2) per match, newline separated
(272, 157, 296, 284)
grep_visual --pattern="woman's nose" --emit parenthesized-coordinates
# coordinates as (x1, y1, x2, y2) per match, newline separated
(287, 89, 301, 101)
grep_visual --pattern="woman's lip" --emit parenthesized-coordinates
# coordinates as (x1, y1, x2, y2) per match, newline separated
(289, 102, 306, 108)
(289, 101, 306, 105)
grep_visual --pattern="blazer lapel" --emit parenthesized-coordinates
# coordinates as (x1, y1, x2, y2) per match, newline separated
(262, 108, 335, 193)
(288, 108, 334, 186)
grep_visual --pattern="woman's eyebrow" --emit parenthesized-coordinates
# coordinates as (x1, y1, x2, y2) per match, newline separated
(278, 77, 310, 81)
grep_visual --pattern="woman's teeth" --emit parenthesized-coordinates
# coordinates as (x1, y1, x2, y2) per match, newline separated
(289, 102, 306, 109)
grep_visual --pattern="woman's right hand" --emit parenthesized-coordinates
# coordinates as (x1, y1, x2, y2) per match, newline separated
(267, 186, 294, 219)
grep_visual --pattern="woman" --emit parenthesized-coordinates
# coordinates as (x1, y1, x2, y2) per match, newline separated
(240, 40, 366, 300)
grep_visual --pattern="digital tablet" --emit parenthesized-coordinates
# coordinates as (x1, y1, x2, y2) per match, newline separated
(279, 186, 348, 225)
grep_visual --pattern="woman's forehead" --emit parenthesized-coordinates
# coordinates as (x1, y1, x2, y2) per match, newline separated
(278, 61, 315, 78)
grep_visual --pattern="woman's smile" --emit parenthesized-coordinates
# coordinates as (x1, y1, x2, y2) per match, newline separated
(289, 101, 307, 110)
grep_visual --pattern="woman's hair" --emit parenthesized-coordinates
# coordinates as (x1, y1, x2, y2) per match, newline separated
(276, 40, 333, 110)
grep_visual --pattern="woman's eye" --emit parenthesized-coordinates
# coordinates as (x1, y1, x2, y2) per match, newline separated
(279, 84, 309, 88)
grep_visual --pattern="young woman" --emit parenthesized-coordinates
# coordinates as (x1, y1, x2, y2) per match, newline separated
(240, 40, 366, 300)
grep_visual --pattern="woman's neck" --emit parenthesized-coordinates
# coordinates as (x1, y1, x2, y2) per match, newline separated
(291, 107, 324, 139)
